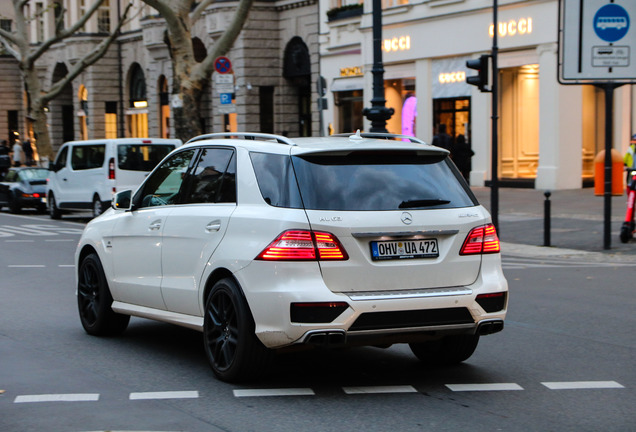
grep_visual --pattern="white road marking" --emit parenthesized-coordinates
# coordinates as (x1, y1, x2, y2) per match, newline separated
(129, 391, 199, 400)
(4, 239, 35, 243)
(343, 385, 417, 394)
(446, 383, 524, 392)
(233, 388, 315, 397)
(45, 239, 75, 242)
(59, 265, 75, 268)
(14, 393, 100, 403)
(542, 381, 624, 390)
(8, 264, 46, 268)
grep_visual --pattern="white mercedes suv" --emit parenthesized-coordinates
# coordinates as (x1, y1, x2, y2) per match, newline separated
(75, 132, 508, 382)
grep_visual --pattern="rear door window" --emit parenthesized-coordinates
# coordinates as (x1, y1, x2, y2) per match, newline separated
(117, 144, 174, 171)
(71, 144, 105, 170)
(291, 151, 476, 211)
(183, 148, 236, 204)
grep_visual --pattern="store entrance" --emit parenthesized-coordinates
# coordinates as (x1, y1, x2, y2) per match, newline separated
(433, 98, 470, 144)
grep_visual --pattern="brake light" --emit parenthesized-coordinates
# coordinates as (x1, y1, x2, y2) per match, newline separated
(108, 158, 115, 180)
(460, 224, 501, 255)
(257, 230, 348, 261)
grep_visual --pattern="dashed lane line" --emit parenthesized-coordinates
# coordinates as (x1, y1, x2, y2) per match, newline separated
(8, 265, 46, 268)
(342, 385, 417, 395)
(14, 393, 100, 403)
(129, 391, 199, 400)
(233, 388, 315, 397)
(10, 381, 626, 403)
(445, 383, 524, 392)
(541, 381, 624, 390)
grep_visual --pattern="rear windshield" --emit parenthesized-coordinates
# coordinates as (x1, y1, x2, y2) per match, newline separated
(117, 144, 174, 172)
(251, 151, 476, 211)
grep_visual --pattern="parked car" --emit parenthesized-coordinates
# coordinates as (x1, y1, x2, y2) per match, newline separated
(0, 167, 48, 213)
(75, 132, 508, 382)
(47, 138, 181, 219)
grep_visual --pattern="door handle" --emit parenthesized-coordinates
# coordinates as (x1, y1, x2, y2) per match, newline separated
(149, 220, 162, 231)
(205, 221, 221, 232)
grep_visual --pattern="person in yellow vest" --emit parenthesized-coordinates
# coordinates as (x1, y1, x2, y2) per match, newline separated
(625, 134, 636, 188)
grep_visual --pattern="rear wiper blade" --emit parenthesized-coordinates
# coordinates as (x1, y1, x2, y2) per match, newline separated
(398, 199, 451, 209)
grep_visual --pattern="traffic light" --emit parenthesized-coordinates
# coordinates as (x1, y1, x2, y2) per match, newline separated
(466, 55, 491, 92)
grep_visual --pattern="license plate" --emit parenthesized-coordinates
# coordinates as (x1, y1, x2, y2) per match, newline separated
(370, 239, 439, 260)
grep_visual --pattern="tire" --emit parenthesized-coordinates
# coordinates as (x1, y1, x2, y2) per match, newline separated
(48, 192, 61, 219)
(92, 195, 104, 218)
(8, 193, 20, 214)
(203, 278, 272, 382)
(619, 222, 633, 244)
(77, 253, 130, 336)
(409, 333, 480, 366)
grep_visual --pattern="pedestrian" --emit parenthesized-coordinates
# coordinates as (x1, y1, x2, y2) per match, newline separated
(431, 123, 453, 156)
(453, 134, 475, 182)
(624, 134, 636, 188)
(22, 139, 34, 166)
(12, 139, 23, 167)
(0, 139, 10, 178)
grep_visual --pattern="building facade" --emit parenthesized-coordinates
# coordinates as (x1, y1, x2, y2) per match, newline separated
(319, 0, 636, 190)
(0, 0, 321, 158)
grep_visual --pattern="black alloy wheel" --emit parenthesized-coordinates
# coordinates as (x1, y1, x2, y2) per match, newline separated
(8, 192, 20, 213)
(77, 253, 129, 336)
(203, 278, 272, 382)
(92, 195, 103, 218)
(48, 193, 61, 219)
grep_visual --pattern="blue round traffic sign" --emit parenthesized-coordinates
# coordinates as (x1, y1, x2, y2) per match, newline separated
(594, 4, 630, 43)
(214, 56, 232, 74)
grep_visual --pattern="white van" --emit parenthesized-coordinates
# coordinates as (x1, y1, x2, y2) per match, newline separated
(47, 138, 181, 218)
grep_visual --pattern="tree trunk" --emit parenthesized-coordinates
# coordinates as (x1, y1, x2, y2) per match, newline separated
(172, 79, 204, 141)
(22, 64, 55, 162)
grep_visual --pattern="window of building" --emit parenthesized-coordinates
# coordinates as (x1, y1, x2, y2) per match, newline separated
(78, 85, 88, 140)
(259, 86, 274, 133)
(0, 19, 12, 33)
(127, 64, 148, 137)
(105, 101, 117, 138)
(35, 2, 45, 42)
(97, 0, 111, 33)
(334, 90, 363, 133)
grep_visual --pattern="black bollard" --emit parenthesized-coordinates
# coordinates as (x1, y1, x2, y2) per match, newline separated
(544, 191, 551, 247)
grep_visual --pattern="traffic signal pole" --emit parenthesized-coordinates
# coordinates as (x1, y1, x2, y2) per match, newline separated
(465, 1, 499, 231)
(491, 0, 499, 231)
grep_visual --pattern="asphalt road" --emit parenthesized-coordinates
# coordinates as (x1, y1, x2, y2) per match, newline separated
(1, 211, 635, 432)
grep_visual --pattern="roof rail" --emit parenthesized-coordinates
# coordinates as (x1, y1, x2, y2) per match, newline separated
(333, 131, 426, 145)
(185, 132, 297, 146)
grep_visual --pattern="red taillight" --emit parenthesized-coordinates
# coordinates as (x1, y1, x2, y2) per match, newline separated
(460, 224, 501, 255)
(257, 230, 348, 261)
(108, 158, 115, 180)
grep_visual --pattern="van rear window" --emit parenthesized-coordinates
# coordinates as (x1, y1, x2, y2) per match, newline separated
(117, 145, 174, 171)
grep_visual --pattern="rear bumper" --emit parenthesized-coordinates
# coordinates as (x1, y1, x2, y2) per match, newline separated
(235, 256, 508, 349)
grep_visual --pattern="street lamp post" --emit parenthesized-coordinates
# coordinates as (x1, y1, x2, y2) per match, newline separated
(362, 0, 394, 132)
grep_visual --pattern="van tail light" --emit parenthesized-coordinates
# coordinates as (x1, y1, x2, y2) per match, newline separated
(256, 230, 348, 261)
(108, 158, 115, 180)
(460, 224, 501, 255)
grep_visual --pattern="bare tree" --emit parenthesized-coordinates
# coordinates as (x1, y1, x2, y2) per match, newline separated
(142, 0, 254, 141)
(0, 0, 132, 161)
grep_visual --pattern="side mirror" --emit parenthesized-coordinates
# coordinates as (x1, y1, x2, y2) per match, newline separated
(48, 163, 58, 172)
(112, 190, 132, 211)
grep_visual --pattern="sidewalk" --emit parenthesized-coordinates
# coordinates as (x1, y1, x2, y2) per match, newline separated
(471, 187, 636, 261)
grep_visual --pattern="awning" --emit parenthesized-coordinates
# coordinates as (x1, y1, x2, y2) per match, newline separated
(331, 77, 364, 92)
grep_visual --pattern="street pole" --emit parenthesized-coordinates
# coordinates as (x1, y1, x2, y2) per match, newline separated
(491, 0, 499, 231)
(362, 0, 394, 132)
(600, 83, 621, 250)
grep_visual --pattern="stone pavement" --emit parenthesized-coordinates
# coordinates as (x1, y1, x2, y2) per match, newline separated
(471, 187, 636, 261)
